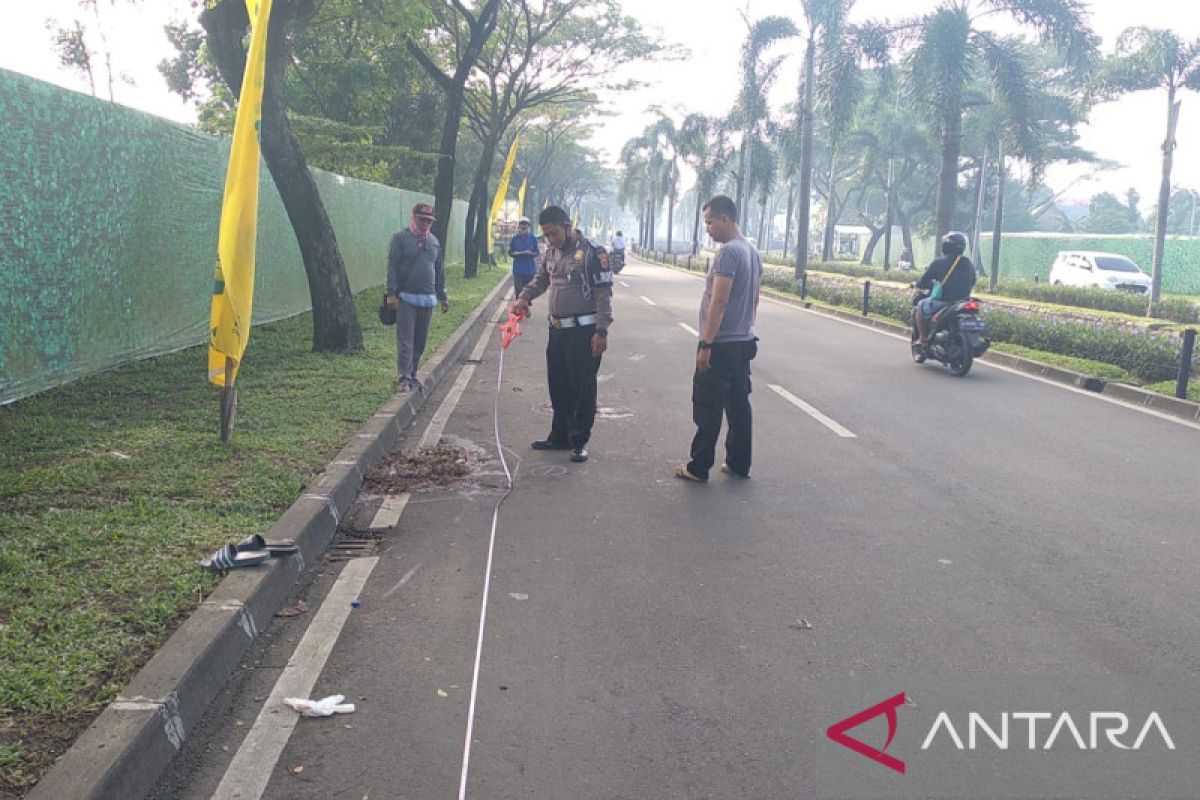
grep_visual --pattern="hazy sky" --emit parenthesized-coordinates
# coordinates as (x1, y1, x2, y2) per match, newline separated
(1, 0, 1196, 206)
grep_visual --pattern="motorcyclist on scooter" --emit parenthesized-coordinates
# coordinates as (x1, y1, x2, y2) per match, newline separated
(915, 231, 976, 350)
(610, 230, 626, 273)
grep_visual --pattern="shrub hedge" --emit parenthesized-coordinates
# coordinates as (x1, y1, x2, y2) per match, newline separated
(757, 267, 1194, 384)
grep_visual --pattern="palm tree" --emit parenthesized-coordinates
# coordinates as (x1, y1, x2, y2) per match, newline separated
(678, 114, 733, 254)
(794, 0, 853, 277)
(618, 134, 654, 245)
(747, 138, 778, 247)
(1098, 28, 1200, 308)
(649, 116, 684, 252)
(908, 0, 1096, 245)
(981, 44, 1095, 290)
(816, 22, 891, 260)
(734, 16, 798, 215)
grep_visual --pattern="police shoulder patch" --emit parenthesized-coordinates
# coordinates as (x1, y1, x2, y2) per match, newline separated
(597, 251, 610, 271)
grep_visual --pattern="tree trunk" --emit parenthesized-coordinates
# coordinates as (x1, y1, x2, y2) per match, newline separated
(464, 134, 499, 277)
(882, 167, 895, 270)
(821, 142, 838, 261)
(691, 183, 704, 255)
(412, 0, 500, 276)
(794, 38, 815, 278)
(934, 98, 964, 243)
(667, 183, 676, 252)
(782, 183, 795, 260)
(464, 180, 481, 277)
(970, 151, 988, 267)
(757, 193, 768, 248)
(861, 224, 884, 264)
(989, 142, 1006, 293)
(202, 0, 363, 353)
(735, 135, 748, 215)
(1150, 87, 1180, 311)
(898, 207, 914, 261)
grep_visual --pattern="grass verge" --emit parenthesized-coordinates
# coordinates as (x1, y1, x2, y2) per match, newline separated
(0, 267, 505, 797)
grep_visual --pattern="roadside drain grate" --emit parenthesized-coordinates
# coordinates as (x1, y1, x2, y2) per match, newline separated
(326, 532, 380, 561)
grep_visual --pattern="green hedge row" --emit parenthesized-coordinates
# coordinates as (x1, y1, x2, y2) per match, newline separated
(759, 255, 1200, 325)
(992, 281, 1200, 324)
(758, 268, 1192, 383)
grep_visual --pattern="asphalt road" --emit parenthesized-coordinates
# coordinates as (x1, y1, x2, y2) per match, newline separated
(155, 256, 1200, 800)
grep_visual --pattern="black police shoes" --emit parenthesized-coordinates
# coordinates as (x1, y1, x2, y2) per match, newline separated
(531, 439, 571, 451)
(570, 447, 589, 463)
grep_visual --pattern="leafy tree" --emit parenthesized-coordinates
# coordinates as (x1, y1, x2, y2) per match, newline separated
(460, 0, 659, 275)
(198, 0, 363, 352)
(406, 0, 502, 262)
(1097, 28, 1200, 307)
(46, 19, 97, 96)
(1081, 191, 1140, 233)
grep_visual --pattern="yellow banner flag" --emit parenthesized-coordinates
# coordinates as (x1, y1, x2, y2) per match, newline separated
(208, 0, 273, 387)
(487, 135, 520, 253)
(517, 176, 527, 219)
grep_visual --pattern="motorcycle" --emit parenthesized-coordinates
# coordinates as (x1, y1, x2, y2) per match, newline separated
(611, 249, 626, 274)
(910, 291, 990, 376)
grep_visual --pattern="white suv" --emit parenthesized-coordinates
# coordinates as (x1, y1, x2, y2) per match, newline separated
(1048, 251, 1152, 294)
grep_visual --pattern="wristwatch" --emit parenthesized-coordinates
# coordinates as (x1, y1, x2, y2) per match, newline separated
(697, 340, 712, 351)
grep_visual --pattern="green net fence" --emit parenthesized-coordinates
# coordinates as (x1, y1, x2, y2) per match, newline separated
(0, 68, 467, 405)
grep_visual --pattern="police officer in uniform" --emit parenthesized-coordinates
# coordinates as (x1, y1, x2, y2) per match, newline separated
(510, 205, 614, 463)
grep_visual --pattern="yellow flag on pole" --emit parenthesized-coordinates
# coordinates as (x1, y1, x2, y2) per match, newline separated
(208, 0, 273, 387)
(488, 135, 520, 253)
(517, 176, 527, 219)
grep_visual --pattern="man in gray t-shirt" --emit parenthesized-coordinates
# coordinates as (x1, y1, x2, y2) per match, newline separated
(676, 195, 762, 483)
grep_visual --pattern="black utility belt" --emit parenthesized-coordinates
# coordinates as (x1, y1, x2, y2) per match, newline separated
(548, 313, 597, 329)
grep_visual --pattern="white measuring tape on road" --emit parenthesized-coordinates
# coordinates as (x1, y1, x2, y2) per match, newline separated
(457, 311, 523, 799)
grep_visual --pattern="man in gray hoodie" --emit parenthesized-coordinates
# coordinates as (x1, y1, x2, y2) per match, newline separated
(386, 202, 449, 391)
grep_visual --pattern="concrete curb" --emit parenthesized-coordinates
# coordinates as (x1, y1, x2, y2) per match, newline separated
(29, 274, 513, 800)
(636, 252, 1200, 425)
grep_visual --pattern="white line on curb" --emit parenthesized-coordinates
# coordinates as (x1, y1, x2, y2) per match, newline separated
(678, 322, 700, 336)
(211, 557, 379, 800)
(768, 384, 857, 438)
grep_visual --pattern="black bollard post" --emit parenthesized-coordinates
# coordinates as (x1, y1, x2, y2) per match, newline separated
(1177, 329, 1196, 400)
(863, 280, 871, 316)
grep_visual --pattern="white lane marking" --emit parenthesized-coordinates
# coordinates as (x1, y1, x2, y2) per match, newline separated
(368, 492, 411, 530)
(768, 384, 857, 438)
(640, 295, 657, 306)
(619, 280, 631, 288)
(677, 322, 700, 336)
(211, 557, 379, 800)
(419, 324, 495, 450)
(382, 563, 423, 599)
(763, 299, 1200, 433)
(214, 323, 500, 800)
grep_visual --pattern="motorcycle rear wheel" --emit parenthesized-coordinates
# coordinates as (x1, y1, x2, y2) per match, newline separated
(949, 333, 973, 376)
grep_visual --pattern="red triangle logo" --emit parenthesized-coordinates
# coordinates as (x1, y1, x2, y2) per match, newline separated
(826, 692, 907, 774)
